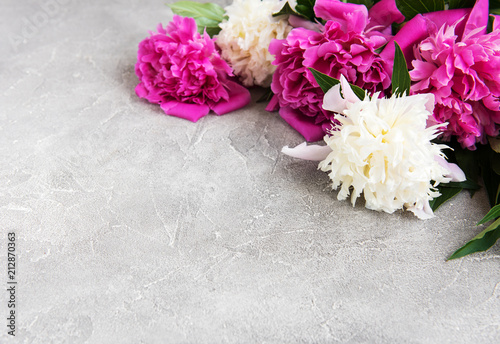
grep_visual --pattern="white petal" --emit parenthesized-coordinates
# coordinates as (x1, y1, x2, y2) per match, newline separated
(339, 74, 360, 103)
(282, 142, 332, 161)
(435, 155, 466, 182)
(322, 84, 347, 113)
(407, 200, 435, 220)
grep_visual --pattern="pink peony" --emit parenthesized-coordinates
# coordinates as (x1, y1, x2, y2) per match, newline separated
(406, 2, 500, 148)
(135, 15, 251, 122)
(381, 0, 500, 149)
(267, 0, 399, 142)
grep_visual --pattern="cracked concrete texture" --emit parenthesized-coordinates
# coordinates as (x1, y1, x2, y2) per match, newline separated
(0, 0, 498, 343)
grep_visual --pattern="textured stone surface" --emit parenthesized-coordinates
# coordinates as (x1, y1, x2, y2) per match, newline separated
(0, 1, 499, 343)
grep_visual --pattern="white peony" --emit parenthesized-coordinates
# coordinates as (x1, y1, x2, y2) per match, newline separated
(282, 76, 466, 219)
(216, 0, 293, 87)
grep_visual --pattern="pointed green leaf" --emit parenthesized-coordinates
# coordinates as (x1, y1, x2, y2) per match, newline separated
(439, 179, 480, 190)
(395, 0, 445, 20)
(273, 1, 298, 17)
(448, 218, 500, 260)
(392, 42, 411, 96)
(429, 186, 462, 211)
(168, 1, 225, 36)
(309, 68, 339, 93)
(477, 204, 500, 225)
(308, 68, 366, 100)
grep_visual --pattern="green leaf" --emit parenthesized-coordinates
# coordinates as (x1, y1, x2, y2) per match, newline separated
(448, 218, 500, 260)
(308, 68, 366, 100)
(296, 0, 316, 21)
(391, 42, 411, 96)
(477, 204, 500, 225)
(168, 1, 225, 36)
(447, 0, 475, 9)
(429, 186, 462, 211)
(395, 0, 445, 21)
(272, 1, 298, 17)
(439, 179, 480, 191)
(488, 136, 500, 154)
(204, 26, 221, 37)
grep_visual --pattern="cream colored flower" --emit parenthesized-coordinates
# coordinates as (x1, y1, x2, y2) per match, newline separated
(216, 0, 293, 87)
(282, 76, 466, 219)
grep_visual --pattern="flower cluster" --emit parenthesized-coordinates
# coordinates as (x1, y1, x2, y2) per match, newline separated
(135, 0, 500, 256)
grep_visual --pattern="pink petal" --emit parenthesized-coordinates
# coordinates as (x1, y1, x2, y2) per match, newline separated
(464, 0, 489, 36)
(380, 15, 431, 70)
(282, 142, 332, 161)
(424, 9, 469, 38)
(210, 80, 251, 115)
(279, 106, 326, 142)
(160, 101, 210, 122)
(314, 0, 368, 32)
(492, 15, 500, 31)
(265, 95, 280, 112)
(367, 0, 404, 28)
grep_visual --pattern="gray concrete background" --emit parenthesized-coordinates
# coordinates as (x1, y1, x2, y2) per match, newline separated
(0, 0, 498, 343)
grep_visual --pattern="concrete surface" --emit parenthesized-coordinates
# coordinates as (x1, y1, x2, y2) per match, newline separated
(0, 0, 499, 343)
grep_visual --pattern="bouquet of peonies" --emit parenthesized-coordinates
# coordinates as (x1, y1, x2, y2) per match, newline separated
(134, 0, 500, 259)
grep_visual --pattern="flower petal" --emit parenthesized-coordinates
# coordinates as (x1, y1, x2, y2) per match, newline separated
(210, 80, 251, 115)
(160, 101, 210, 122)
(464, 0, 489, 36)
(322, 84, 347, 113)
(282, 142, 332, 161)
(279, 106, 326, 142)
(367, 0, 404, 28)
(314, 0, 368, 32)
(407, 201, 435, 220)
(435, 156, 467, 182)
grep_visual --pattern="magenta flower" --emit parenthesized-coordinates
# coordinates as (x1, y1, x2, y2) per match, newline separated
(382, 0, 500, 149)
(410, 23, 500, 148)
(267, 0, 400, 141)
(135, 15, 251, 122)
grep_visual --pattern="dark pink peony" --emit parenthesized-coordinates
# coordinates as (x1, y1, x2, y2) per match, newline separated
(382, 0, 500, 149)
(267, 0, 400, 141)
(135, 15, 250, 122)
(410, 22, 500, 148)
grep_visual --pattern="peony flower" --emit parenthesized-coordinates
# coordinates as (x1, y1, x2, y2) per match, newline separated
(215, 0, 293, 87)
(267, 0, 400, 142)
(282, 76, 465, 219)
(410, 22, 500, 149)
(381, 0, 500, 149)
(135, 15, 251, 122)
